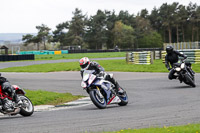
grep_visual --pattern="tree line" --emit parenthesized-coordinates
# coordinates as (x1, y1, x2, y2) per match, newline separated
(23, 2, 200, 50)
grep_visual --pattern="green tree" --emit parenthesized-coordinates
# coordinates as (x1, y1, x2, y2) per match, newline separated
(85, 10, 107, 49)
(23, 24, 51, 50)
(159, 2, 179, 43)
(22, 34, 34, 45)
(112, 20, 135, 48)
(52, 22, 69, 48)
(22, 34, 41, 50)
(187, 2, 199, 42)
(138, 31, 163, 48)
(140, 9, 149, 19)
(178, 5, 188, 42)
(134, 15, 153, 48)
(196, 6, 200, 41)
(65, 8, 86, 48)
(36, 24, 51, 50)
(105, 10, 117, 49)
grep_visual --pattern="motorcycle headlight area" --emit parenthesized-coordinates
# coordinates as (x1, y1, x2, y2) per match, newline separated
(81, 81, 87, 88)
(175, 67, 181, 71)
(181, 63, 185, 69)
(88, 75, 96, 85)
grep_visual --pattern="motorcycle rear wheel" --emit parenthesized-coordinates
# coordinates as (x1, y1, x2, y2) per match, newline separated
(18, 95, 34, 116)
(89, 89, 106, 109)
(118, 88, 128, 106)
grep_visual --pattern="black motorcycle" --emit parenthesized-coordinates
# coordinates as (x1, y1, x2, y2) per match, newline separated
(173, 59, 195, 87)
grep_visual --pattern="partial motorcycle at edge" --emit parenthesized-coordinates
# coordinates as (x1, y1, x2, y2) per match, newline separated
(0, 84, 34, 116)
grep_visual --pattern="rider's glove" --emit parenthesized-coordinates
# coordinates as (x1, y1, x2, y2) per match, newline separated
(167, 67, 171, 71)
(98, 71, 105, 77)
(184, 55, 187, 59)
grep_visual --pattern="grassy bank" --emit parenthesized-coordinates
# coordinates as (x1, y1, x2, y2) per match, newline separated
(104, 123, 200, 133)
(0, 59, 199, 73)
(35, 52, 125, 60)
(25, 89, 83, 106)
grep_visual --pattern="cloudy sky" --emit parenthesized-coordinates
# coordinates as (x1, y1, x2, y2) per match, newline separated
(0, 0, 199, 33)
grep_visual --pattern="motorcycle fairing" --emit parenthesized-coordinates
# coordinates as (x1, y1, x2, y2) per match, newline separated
(12, 85, 26, 95)
(93, 79, 112, 103)
(0, 86, 12, 100)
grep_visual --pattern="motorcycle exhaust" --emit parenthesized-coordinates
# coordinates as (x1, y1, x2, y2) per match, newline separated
(7, 108, 21, 115)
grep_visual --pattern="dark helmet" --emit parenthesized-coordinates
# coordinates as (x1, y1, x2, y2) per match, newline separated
(166, 46, 173, 54)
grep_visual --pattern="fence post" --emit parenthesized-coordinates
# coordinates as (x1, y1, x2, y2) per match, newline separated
(126, 52, 129, 63)
(150, 52, 154, 64)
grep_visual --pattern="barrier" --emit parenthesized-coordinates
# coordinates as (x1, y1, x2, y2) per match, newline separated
(54, 51, 62, 55)
(153, 51, 162, 59)
(0, 54, 34, 61)
(19, 50, 68, 55)
(126, 51, 153, 64)
(61, 50, 69, 54)
(162, 49, 200, 64)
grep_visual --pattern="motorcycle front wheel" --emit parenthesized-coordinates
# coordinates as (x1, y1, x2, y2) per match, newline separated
(89, 89, 106, 109)
(185, 74, 196, 87)
(18, 95, 34, 116)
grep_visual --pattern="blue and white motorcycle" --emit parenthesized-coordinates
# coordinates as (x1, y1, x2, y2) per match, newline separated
(81, 70, 128, 109)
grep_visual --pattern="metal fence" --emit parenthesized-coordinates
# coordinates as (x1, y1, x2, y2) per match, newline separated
(126, 51, 154, 64)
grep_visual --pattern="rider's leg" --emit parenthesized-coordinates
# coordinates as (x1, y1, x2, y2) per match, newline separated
(168, 69, 176, 80)
(2, 82, 22, 105)
(104, 74, 124, 94)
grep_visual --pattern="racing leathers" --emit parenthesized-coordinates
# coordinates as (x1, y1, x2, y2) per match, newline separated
(80, 61, 121, 93)
(0, 76, 21, 104)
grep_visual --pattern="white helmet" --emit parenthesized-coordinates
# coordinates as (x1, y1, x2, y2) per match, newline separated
(79, 57, 90, 70)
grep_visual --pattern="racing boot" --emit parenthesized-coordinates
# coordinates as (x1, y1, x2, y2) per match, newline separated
(12, 91, 22, 106)
(110, 78, 124, 95)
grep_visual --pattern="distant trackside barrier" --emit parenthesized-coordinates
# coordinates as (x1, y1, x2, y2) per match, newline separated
(126, 51, 153, 64)
(19, 50, 68, 55)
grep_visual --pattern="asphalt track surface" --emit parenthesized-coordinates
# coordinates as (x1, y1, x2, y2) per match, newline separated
(0, 71, 199, 133)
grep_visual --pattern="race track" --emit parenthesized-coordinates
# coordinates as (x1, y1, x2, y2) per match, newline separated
(0, 72, 199, 133)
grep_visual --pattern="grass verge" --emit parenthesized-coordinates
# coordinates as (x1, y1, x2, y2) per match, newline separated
(104, 123, 200, 133)
(35, 52, 125, 60)
(0, 59, 199, 73)
(25, 89, 83, 106)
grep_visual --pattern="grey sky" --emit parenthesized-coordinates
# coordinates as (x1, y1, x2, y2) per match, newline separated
(0, 0, 199, 33)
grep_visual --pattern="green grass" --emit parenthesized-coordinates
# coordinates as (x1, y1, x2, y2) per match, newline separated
(35, 52, 125, 60)
(0, 59, 199, 73)
(0, 62, 80, 72)
(103, 123, 200, 133)
(25, 89, 83, 106)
